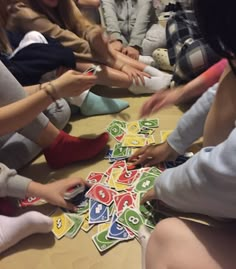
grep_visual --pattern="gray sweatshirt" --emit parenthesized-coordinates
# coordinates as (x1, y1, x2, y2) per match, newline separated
(155, 83, 236, 218)
(101, 0, 155, 48)
(0, 163, 31, 198)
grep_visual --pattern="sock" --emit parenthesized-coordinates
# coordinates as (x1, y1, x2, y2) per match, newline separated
(0, 198, 16, 216)
(129, 75, 171, 95)
(139, 55, 155, 66)
(138, 225, 151, 269)
(144, 65, 172, 78)
(43, 130, 109, 169)
(0, 211, 52, 254)
(80, 92, 129, 116)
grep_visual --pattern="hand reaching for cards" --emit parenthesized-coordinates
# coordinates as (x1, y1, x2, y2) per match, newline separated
(26, 178, 91, 211)
(140, 87, 184, 118)
(129, 141, 179, 167)
(140, 188, 157, 204)
(121, 64, 150, 86)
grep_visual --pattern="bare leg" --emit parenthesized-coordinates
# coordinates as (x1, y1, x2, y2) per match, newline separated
(145, 218, 236, 269)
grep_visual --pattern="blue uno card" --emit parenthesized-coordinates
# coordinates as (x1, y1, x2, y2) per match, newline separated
(107, 214, 129, 240)
(89, 199, 109, 224)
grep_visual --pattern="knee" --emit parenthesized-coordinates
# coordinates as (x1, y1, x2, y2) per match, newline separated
(45, 99, 71, 130)
(150, 217, 184, 244)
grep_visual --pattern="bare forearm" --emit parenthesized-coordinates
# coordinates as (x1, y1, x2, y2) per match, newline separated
(0, 89, 52, 136)
(24, 84, 40, 95)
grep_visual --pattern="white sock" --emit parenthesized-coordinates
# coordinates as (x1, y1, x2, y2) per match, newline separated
(139, 56, 155, 66)
(0, 211, 53, 254)
(129, 75, 171, 95)
(138, 225, 151, 269)
(144, 65, 172, 78)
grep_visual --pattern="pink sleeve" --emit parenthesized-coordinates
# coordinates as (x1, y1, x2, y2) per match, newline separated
(201, 59, 227, 88)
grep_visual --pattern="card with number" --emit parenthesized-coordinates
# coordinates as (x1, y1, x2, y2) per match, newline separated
(112, 143, 129, 158)
(18, 197, 47, 207)
(86, 172, 104, 184)
(51, 208, 75, 239)
(134, 172, 156, 193)
(65, 214, 84, 238)
(117, 169, 140, 185)
(122, 135, 146, 147)
(107, 214, 129, 240)
(105, 160, 126, 177)
(92, 229, 119, 253)
(139, 119, 159, 128)
(89, 199, 109, 224)
(114, 192, 135, 214)
(117, 208, 145, 235)
(85, 184, 117, 206)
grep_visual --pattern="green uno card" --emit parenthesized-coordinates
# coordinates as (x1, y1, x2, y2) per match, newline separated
(148, 167, 162, 176)
(112, 143, 128, 158)
(139, 119, 159, 128)
(117, 208, 145, 235)
(107, 122, 125, 139)
(92, 229, 119, 252)
(66, 214, 84, 238)
(134, 172, 156, 193)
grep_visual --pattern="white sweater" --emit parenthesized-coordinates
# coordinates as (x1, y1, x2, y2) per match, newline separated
(155, 83, 236, 218)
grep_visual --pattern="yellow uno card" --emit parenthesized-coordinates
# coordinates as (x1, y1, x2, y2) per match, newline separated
(145, 135, 155, 145)
(160, 130, 173, 142)
(51, 208, 75, 239)
(97, 223, 111, 233)
(122, 135, 146, 147)
(81, 212, 94, 232)
(127, 121, 140, 134)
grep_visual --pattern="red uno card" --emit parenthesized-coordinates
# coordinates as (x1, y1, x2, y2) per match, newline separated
(117, 170, 140, 185)
(114, 193, 135, 214)
(86, 172, 104, 184)
(85, 184, 117, 206)
(105, 160, 126, 177)
(18, 197, 46, 207)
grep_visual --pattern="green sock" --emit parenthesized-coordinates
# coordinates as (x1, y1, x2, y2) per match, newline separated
(80, 92, 129, 116)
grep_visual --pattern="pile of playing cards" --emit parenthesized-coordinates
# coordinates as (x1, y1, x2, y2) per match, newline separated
(105, 119, 159, 162)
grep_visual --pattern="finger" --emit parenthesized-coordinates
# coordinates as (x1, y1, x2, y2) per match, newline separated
(140, 194, 150, 205)
(128, 145, 149, 161)
(65, 178, 85, 190)
(142, 71, 151, 79)
(62, 200, 77, 212)
(133, 74, 140, 86)
(138, 73, 145, 85)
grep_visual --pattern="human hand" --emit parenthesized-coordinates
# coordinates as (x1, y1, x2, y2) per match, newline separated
(51, 70, 97, 98)
(27, 178, 91, 211)
(121, 64, 150, 85)
(140, 187, 157, 205)
(122, 46, 140, 60)
(110, 40, 123, 52)
(128, 141, 179, 167)
(140, 87, 184, 118)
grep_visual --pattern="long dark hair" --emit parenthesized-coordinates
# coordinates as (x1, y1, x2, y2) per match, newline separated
(194, 0, 236, 58)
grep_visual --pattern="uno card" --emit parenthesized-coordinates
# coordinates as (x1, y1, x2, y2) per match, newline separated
(134, 172, 156, 193)
(51, 208, 75, 239)
(75, 197, 89, 215)
(117, 170, 140, 185)
(127, 121, 140, 134)
(89, 199, 109, 224)
(86, 172, 104, 184)
(18, 197, 46, 207)
(139, 119, 159, 128)
(145, 135, 155, 145)
(138, 127, 155, 136)
(107, 214, 129, 240)
(160, 130, 173, 142)
(112, 143, 129, 158)
(65, 214, 84, 238)
(114, 192, 135, 214)
(105, 160, 126, 177)
(148, 167, 162, 176)
(97, 223, 111, 233)
(81, 212, 94, 232)
(107, 121, 126, 142)
(117, 208, 145, 236)
(85, 184, 117, 206)
(92, 229, 119, 253)
(122, 135, 146, 147)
